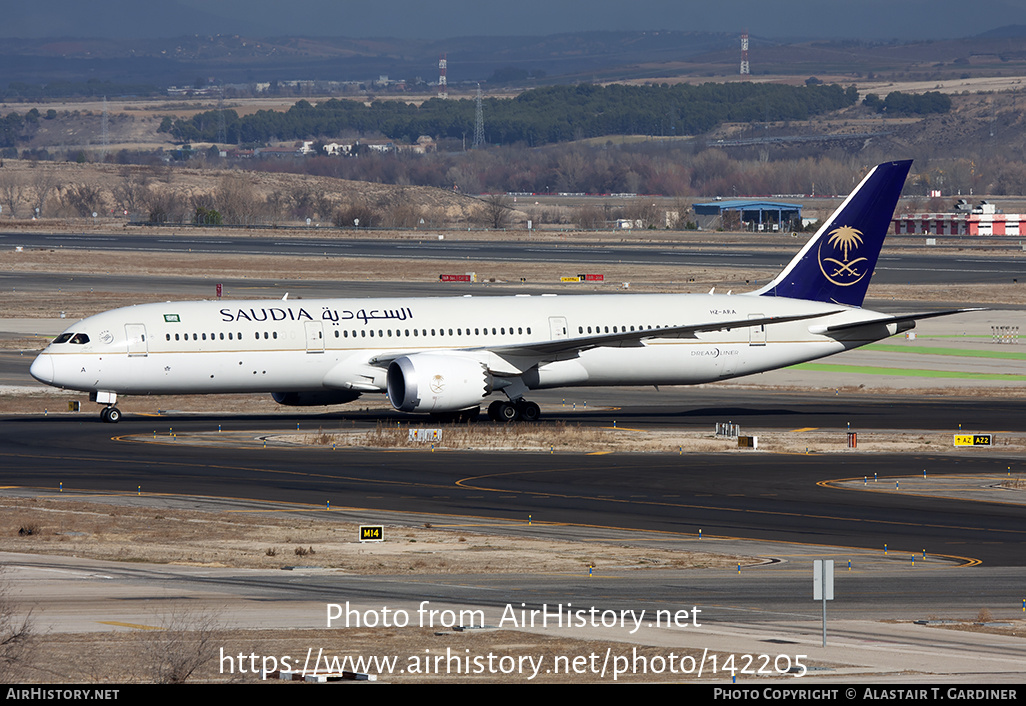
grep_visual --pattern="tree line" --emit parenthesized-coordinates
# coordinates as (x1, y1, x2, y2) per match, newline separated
(167, 82, 861, 147)
(2, 80, 161, 100)
(863, 91, 951, 115)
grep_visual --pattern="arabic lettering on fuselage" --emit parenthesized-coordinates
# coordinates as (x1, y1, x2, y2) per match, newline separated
(219, 306, 414, 325)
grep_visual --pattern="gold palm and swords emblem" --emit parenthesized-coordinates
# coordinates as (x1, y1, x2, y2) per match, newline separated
(429, 374, 446, 394)
(818, 225, 869, 286)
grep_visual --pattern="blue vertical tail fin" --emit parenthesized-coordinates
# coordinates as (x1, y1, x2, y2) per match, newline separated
(753, 160, 912, 307)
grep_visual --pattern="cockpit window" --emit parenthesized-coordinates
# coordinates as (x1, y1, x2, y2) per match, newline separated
(52, 333, 73, 344)
(69, 333, 89, 344)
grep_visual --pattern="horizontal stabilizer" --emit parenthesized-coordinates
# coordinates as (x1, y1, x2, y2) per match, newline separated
(807, 308, 984, 335)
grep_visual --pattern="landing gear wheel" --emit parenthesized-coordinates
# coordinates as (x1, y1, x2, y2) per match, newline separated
(101, 406, 121, 423)
(516, 400, 541, 422)
(487, 400, 505, 421)
(495, 401, 518, 422)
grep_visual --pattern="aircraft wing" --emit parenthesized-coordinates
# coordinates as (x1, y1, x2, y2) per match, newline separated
(486, 310, 839, 358)
(368, 310, 838, 374)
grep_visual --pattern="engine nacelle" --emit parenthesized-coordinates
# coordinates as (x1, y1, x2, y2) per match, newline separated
(272, 390, 361, 407)
(387, 354, 492, 413)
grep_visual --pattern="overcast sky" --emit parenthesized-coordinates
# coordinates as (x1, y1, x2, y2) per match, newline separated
(5, 0, 1026, 41)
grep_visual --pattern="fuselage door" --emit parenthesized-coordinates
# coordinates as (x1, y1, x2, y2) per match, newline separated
(748, 314, 766, 346)
(548, 316, 568, 340)
(305, 321, 324, 353)
(125, 324, 148, 357)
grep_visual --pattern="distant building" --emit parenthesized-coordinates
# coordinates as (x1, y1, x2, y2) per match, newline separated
(892, 201, 1025, 235)
(323, 142, 355, 157)
(692, 199, 803, 232)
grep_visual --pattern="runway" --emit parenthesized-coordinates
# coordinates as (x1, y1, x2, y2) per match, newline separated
(2, 230, 1024, 285)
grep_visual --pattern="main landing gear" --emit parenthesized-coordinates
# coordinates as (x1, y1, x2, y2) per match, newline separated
(487, 399, 541, 422)
(100, 406, 122, 423)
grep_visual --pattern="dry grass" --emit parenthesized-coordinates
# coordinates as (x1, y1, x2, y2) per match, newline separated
(923, 617, 1026, 639)
(22, 625, 832, 684)
(0, 496, 738, 574)
(282, 423, 1026, 456)
(303, 420, 613, 452)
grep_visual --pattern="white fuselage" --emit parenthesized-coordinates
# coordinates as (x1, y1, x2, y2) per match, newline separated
(30, 291, 893, 400)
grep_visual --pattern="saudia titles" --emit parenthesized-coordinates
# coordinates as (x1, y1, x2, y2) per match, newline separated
(817, 225, 868, 287)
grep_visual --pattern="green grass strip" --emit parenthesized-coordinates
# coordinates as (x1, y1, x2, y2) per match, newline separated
(864, 344, 1026, 360)
(789, 363, 1026, 381)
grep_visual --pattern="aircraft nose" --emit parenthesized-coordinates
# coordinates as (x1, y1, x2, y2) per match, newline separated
(30, 355, 53, 385)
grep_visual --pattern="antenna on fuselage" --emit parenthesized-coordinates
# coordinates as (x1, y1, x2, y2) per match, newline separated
(282, 293, 289, 300)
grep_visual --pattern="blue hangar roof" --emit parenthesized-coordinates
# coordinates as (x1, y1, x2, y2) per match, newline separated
(693, 200, 803, 216)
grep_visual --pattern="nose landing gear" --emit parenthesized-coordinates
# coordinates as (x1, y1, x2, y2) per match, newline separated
(100, 406, 122, 423)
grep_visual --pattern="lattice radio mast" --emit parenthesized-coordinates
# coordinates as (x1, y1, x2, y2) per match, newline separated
(473, 84, 484, 148)
(438, 54, 448, 99)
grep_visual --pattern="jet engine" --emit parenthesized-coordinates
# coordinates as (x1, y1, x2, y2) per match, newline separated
(387, 354, 492, 413)
(271, 390, 362, 406)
